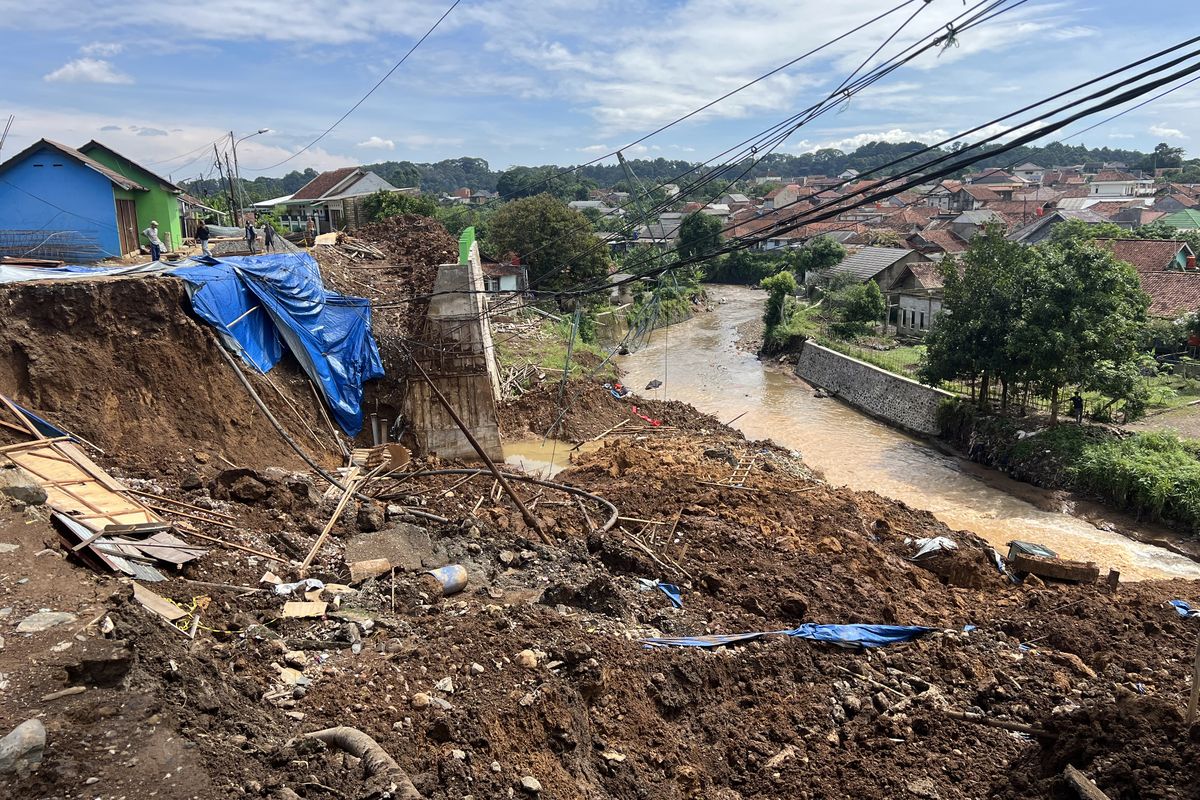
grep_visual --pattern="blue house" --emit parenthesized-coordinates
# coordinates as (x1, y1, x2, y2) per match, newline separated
(0, 139, 147, 261)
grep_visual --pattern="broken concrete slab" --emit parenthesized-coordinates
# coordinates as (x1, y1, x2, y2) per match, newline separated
(16, 611, 77, 633)
(344, 523, 445, 572)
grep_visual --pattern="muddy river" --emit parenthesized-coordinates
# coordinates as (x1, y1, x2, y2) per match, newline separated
(613, 284, 1200, 581)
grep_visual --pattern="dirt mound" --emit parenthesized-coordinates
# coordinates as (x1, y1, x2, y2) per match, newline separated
(0, 276, 338, 473)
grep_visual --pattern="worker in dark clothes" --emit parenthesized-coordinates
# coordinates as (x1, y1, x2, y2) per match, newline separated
(245, 219, 257, 254)
(195, 220, 211, 257)
(1070, 391, 1084, 424)
(263, 222, 276, 252)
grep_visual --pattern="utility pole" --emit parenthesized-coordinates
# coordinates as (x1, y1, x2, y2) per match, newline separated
(229, 131, 242, 222)
(214, 144, 235, 225)
(224, 151, 239, 226)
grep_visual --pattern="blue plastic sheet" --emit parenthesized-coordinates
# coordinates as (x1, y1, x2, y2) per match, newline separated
(1170, 600, 1198, 618)
(169, 253, 383, 435)
(642, 623, 933, 650)
(10, 399, 71, 439)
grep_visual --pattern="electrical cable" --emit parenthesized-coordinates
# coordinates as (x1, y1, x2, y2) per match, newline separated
(245, 0, 462, 172)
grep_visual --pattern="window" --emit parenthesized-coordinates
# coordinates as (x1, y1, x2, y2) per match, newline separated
(919, 312, 926, 330)
(484, 276, 500, 292)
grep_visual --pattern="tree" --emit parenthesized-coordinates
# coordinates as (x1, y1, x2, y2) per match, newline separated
(1012, 240, 1149, 422)
(676, 213, 723, 262)
(487, 194, 609, 296)
(786, 237, 845, 283)
(1140, 142, 1186, 172)
(761, 270, 797, 328)
(827, 280, 885, 338)
(361, 191, 438, 221)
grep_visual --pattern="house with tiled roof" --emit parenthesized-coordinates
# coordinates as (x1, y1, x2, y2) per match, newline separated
(815, 245, 928, 288)
(1110, 207, 1166, 228)
(763, 183, 802, 211)
(1090, 171, 1154, 198)
(1094, 239, 1195, 274)
(888, 260, 949, 337)
(950, 209, 1008, 241)
(1012, 162, 1045, 182)
(1155, 194, 1197, 213)
(1136, 272, 1200, 317)
(1007, 209, 1110, 245)
(906, 228, 969, 257)
(276, 166, 398, 233)
(950, 184, 1001, 212)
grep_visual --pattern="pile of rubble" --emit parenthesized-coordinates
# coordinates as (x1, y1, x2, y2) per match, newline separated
(3, 386, 1200, 799)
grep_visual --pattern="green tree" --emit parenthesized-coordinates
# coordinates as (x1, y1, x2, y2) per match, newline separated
(828, 280, 885, 338)
(921, 228, 1034, 407)
(676, 212, 723, 262)
(1140, 142, 1186, 172)
(361, 190, 438, 221)
(761, 270, 797, 328)
(487, 194, 609, 295)
(1013, 240, 1149, 423)
(787, 237, 845, 282)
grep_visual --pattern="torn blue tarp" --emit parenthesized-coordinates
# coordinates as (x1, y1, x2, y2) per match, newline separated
(1169, 600, 1199, 618)
(168, 253, 383, 435)
(8, 398, 71, 439)
(641, 623, 933, 650)
(637, 578, 684, 608)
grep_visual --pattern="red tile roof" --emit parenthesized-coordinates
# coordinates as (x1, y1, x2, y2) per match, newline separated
(1139, 271, 1200, 317)
(292, 167, 360, 200)
(1092, 170, 1139, 182)
(1093, 239, 1190, 274)
(961, 185, 1001, 202)
(908, 228, 968, 254)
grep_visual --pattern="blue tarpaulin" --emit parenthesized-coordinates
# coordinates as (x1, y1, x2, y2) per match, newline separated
(1170, 600, 1198, 618)
(168, 253, 383, 435)
(641, 623, 933, 650)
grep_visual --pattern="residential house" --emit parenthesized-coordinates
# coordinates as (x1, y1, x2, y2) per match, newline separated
(275, 167, 398, 233)
(634, 212, 684, 248)
(1110, 207, 1166, 228)
(1090, 171, 1153, 197)
(950, 184, 1000, 212)
(888, 261, 946, 337)
(923, 180, 962, 210)
(662, 183, 681, 198)
(700, 203, 732, 223)
(967, 168, 1027, 187)
(839, 168, 860, 180)
(568, 200, 620, 218)
(1094, 239, 1195, 274)
(75, 140, 193, 251)
(763, 183, 801, 211)
(1159, 209, 1200, 231)
(949, 209, 1007, 241)
(480, 255, 528, 294)
(470, 190, 498, 205)
(1007, 209, 1110, 245)
(0, 138, 152, 260)
(754, 175, 783, 186)
(1154, 194, 1196, 213)
(905, 229, 968, 258)
(720, 193, 752, 210)
(1011, 162, 1045, 183)
(814, 245, 928, 289)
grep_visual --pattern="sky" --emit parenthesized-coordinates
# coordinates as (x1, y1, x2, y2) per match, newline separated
(0, 0, 1196, 181)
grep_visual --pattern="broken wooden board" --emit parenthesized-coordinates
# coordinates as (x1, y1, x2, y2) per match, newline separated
(133, 582, 188, 622)
(282, 601, 328, 618)
(349, 558, 392, 583)
(1011, 553, 1099, 584)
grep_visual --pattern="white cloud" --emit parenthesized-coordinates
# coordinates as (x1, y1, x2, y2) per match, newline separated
(43, 58, 132, 84)
(1150, 123, 1188, 140)
(1108, 132, 1135, 140)
(577, 144, 609, 154)
(357, 136, 395, 150)
(80, 41, 122, 56)
(1048, 25, 1098, 41)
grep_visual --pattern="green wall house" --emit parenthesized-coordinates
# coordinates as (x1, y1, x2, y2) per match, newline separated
(78, 141, 184, 251)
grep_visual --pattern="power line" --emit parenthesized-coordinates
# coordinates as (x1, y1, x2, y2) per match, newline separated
(245, 0, 461, 173)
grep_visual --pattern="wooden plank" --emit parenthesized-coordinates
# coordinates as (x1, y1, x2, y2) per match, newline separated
(133, 582, 187, 622)
(1062, 765, 1112, 800)
(1011, 553, 1099, 584)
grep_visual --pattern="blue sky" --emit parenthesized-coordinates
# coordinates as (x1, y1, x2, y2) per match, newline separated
(0, 0, 1196, 181)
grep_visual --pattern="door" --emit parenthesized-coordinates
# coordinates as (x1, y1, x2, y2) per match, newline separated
(115, 199, 138, 256)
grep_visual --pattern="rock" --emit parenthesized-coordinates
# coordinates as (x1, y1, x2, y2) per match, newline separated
(471, 662, 485, 675)
(345, 524, 441, 571)
(357, 502, 386, 533)
(0, 543, 19, 554)
(499, 550, 516, 566)
(452, 749, 467, 760)
(779, 593, 809, 620)
(411, 692, 432, 708)
(0, 719, 46, 775)
(520, 776, 543, 794)
(516, 649, 538, 669)
(179, 472, 203, 491)
(230, 475, 271, 503)
(283, 651, 309, 669)
(435, 677, 455, 693)
(0, 464, 47, 506)
(85, 777, 100, 785)
(16, 611, 76, 633)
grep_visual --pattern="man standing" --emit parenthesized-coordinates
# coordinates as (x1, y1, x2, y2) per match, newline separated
(195, 219, 211, 257)
(142, 220, 163, 261)
(245, 219, 257, 254)
(1070, 391, 1084, 424)
(263, 221, 276, 252)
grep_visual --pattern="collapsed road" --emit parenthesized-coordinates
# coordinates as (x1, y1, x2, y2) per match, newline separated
(1, 218, 1199, 800)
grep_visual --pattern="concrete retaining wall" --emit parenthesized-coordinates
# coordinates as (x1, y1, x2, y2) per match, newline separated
(795, 342, 954, 436)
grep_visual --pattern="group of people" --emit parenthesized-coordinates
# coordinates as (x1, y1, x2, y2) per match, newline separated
(141, 218, 276, 262)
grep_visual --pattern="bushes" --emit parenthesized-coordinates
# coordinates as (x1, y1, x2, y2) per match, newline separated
(942, 401, 1200, 533)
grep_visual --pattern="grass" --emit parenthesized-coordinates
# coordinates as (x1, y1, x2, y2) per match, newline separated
(495, 317, 619, 384)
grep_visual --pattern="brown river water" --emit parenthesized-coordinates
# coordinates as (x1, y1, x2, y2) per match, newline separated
(606, 283, 1200, 582)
